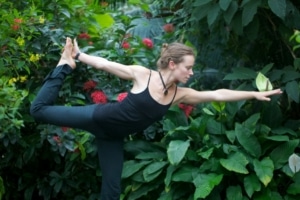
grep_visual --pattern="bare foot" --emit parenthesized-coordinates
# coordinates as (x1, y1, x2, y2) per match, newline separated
(57, 37, 76, 69)
(71, 38, 80, 59)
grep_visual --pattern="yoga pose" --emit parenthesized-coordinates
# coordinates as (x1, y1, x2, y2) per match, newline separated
(30, 37, 282, 200)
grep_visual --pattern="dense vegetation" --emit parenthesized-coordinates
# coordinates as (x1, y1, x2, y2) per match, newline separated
(1, 0, 300, 199)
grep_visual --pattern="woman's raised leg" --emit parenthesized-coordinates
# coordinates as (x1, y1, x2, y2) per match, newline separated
(30, 37, 99, 132)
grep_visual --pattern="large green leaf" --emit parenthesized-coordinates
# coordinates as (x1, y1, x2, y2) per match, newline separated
(223, 67, 256, 80)
(242, 0, 261, 26)
(223, 1, 238, 24)
(287, 182, 300, 195)
(285, 81, 300, 103)
(226, 185, 243, 200)
(270, 139, 299, 169)
(94, 13, 114, 28)
(207, 3, 220, 26)
(268, 0, 286, 19)
(253, 157, 274, 186)
(167, 140, 190, 165)
(172, 165, 198, 182)
(219, 0, 231, 11)
(235, 123, 261, 158)
(244, 174, 261, 198)
(143, 161, 168, 182)
(122, 160, 151, 178)
(193, 173, 223, 199)
(220, 152, 249, 174)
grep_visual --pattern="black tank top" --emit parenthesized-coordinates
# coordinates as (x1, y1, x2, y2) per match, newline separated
(92, 70, 177, 138)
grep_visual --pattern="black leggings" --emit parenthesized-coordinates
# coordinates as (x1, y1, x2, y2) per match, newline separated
(30, 64, 124, 200)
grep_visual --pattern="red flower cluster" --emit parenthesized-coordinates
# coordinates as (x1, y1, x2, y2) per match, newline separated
(142, 38, 153, 49)
(122, 41, 130, 49)
(91, 90, 107, 104)
(61, 127, 69, 132)
(11, 18, 23, 31)
(163, 23, 175, 33)
(78, 32, 91, 40)
(179, 103, 194, 117)
(117, 92, 128, 102)
(83, 80, 97, 91)
(53, 136, 61, 144)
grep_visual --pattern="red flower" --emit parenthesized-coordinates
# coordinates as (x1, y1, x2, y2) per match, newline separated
(11, 24, 20, 31)
(142, 38, 153, 49)
(163, 23, 175, 33)
(78, 32, 91, 40)
(61, 127, 69, 132)
(117, 92, 128, 102)
(53, 136, 61, 144)
(91, 90, 107, 104)
(14, 18, 23, 24)
(179, 103, 194, 117)
(83, 80, 97, 91)
(122, 41, 130, 49)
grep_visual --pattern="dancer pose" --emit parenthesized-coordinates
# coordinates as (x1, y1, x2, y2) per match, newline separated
(30, 37, 282, 200)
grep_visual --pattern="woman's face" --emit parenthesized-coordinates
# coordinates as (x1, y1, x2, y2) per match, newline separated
(173, 55, 195, 84)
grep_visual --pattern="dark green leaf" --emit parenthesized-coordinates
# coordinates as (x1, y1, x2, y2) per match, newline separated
(244, 174, 261, 198)
(286, 81, 300, 103)
(193, 173, 223, 199)
(253, 158, 274, 186)
(219, 0, 231, 11)
(268, 0, 286, 19)
(242, 0, 261, 26)
(220, 152, 249, 174)
(167, 140, 190, 165)
(223, 1, 238, 24)
(223, 67, 256, 80)
(226, 185, 243, 200)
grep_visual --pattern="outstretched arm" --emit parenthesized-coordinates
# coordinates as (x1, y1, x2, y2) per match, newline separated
(178, 88, 282, 105)
(71, 38, 144, 80)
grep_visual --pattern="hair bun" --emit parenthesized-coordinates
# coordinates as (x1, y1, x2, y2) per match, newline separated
(161, 43, 168, 56)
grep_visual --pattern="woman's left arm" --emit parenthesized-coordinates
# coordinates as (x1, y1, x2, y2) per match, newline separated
(178, 88, 282, 104)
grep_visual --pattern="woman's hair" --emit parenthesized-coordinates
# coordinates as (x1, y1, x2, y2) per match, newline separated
(156, 42, 195, 69)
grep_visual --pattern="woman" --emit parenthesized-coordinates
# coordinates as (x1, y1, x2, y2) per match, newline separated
(30, 37, 282, 200)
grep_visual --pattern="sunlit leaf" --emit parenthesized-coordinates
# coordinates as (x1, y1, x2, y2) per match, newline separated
(253, 157, 274, 186)
(256, 72, 273, 91)
(193, 173, 223, 199)
(167, 140, 190, 165)
(220, 152, 249, 174)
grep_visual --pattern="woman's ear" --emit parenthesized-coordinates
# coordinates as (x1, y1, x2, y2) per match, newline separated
(168, 60, 176, 70)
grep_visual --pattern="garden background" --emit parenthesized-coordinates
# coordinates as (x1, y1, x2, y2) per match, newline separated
(1, 0, 300, 199)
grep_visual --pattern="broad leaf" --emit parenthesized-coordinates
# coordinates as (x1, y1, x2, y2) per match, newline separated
(223, 1, 238, 24)
(270, 139, 299, 169)
(287, 182, 300, 195)
(242, 0, 261, 26)
(167, 140, 190, 165)
(220, 152, 249, 174)
(226, 185, 243, 200)
(268, 0, 286, 19)
(207, 3, 220, 26)
(122, 160, 151, 178)
(235, 123, 261, 158)
(253, 158, 274, 186)
(285, 81, 300, 103)
(223, 67, 256, 80)
(172, 165, 198, 182)
(244, 174, 261, 198)
(143, 161, 168, 182)
(193, 173, 223, 199)
(219, 0, 231, 11)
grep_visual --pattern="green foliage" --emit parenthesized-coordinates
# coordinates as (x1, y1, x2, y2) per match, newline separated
(1, 0, 300, 199)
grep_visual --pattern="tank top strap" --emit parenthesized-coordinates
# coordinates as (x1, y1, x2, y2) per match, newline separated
(147, 70, 152, 86)
(170, 85, 177, 104)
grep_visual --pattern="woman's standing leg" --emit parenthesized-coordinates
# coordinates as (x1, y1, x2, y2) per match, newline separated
(95, 138, 124, 200)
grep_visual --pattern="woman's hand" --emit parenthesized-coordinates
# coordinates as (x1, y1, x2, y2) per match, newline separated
(254, 89, 283, 101)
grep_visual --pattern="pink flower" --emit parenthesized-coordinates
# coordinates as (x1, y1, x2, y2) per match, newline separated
(179, 103, 194, 117)
(122, 41, 130, 49)
(78, 32, 91, 40)
(91, 90, 107, 104)
(142, 38, 153, 49)
(117, 92, 128, 102)
(163, 23, 174, 33)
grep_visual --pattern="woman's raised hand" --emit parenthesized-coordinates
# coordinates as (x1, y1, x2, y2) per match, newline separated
(254, 88, 283, 101)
